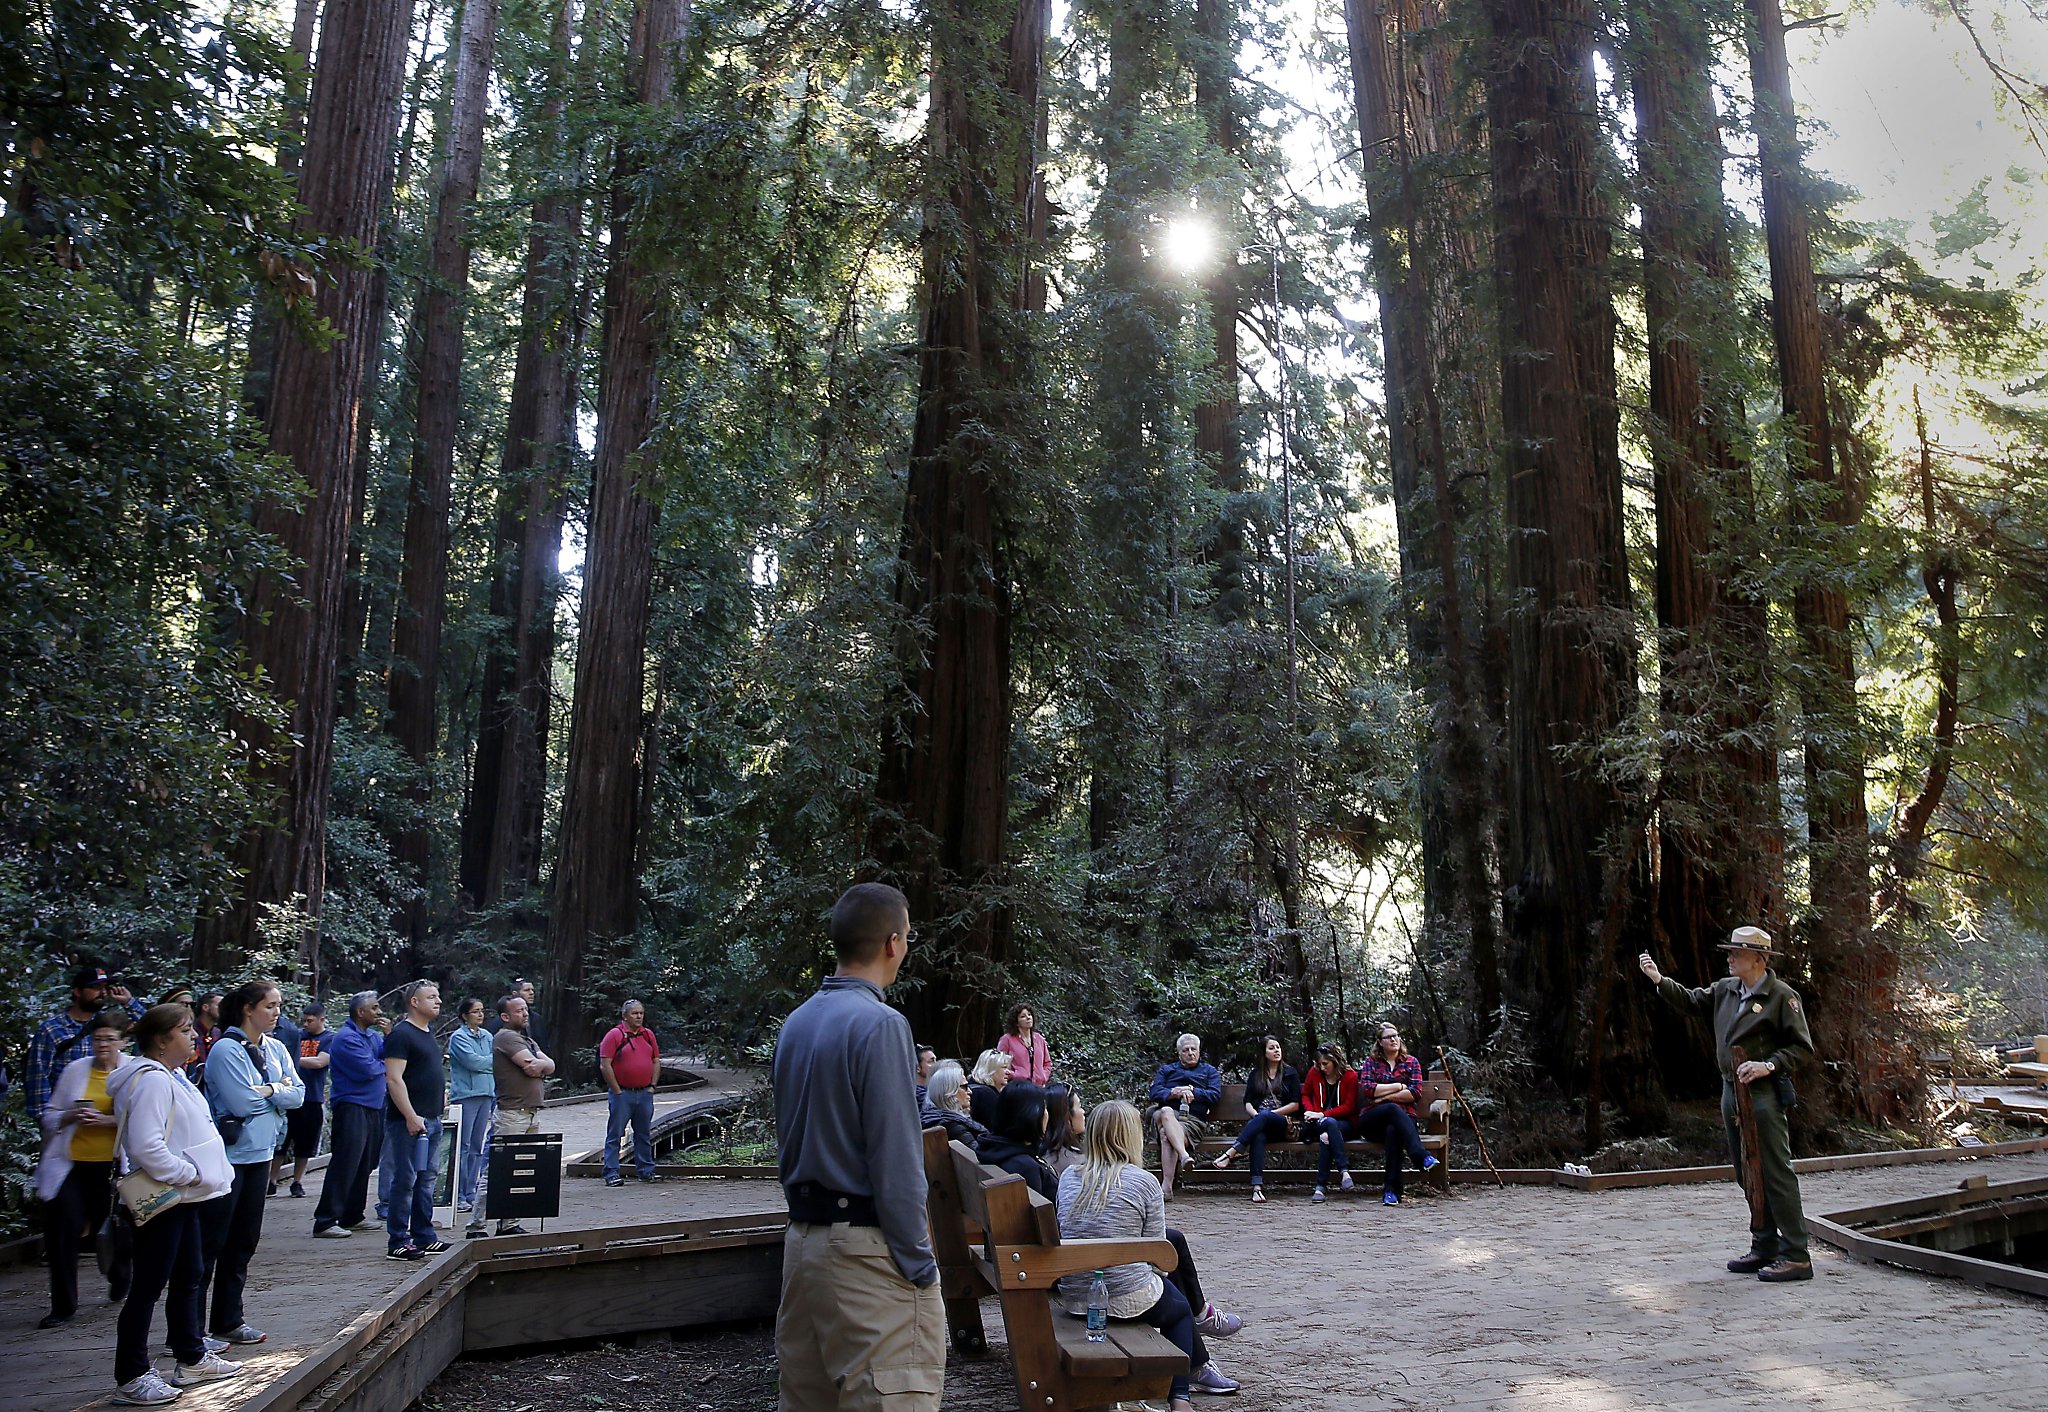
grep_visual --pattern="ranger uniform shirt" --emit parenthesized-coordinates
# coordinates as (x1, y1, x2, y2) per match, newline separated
(1655, 970, 1815, 1079)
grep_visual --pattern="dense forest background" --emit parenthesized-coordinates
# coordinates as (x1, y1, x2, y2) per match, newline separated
(4, 0, 2045, 1191)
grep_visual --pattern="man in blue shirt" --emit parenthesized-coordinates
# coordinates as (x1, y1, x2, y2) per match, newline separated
(24, 964, 145, 1120)
(771, 882, 942, 1411)
(313, 992, 387, 1238)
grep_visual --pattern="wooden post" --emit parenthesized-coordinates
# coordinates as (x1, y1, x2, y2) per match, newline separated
(1730, 1043, 1770, 1230)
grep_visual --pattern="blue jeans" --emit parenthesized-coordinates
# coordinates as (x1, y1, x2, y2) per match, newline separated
(1305, 1115, 1353, 1184)
(382, 1114, 442, 1250)
(457, 1095, 495, 1208)
(605, 1088, 656, 1180)
(1236, 1111, 1291, 1185)
(1356, 1102, 1429, 1196)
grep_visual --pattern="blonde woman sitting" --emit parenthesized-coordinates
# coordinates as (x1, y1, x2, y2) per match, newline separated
(967, 1047, 1012, 1128)
(1054, 1100, 1242, 1408)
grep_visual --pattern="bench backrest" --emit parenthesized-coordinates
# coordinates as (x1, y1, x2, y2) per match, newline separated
(948, 1138, 1061, 1248)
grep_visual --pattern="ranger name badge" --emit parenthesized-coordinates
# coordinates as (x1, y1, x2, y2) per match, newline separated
(1751, 1002, 1764, 1014)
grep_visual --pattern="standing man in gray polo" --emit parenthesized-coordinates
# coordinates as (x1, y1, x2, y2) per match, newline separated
(772, 882, 944, 1411)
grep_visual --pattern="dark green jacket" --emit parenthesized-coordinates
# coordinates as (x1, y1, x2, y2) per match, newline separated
(1655, 971, 1815, 1079)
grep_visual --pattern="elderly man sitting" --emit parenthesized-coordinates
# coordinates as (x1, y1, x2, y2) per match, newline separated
(1147, 1033, 1222, 1198)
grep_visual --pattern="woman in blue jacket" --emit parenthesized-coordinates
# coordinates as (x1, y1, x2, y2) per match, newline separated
(202, 980, 304, 1346)
(447, 998, 496, 1214)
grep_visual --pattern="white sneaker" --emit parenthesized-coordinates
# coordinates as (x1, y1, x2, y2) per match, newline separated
(162, 1336, 228, 1357)
(113, 1372, 182, 1404)
(315, 1224, 353, 1238)
(171, 1353, 244, 1386)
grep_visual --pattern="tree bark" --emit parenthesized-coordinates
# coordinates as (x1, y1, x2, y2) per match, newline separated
(195, 0, 418, 975)
(460, 0, 584, 912)
(1191, 0, 1249, 619)
(1745, 0, 1893, 1120)
(1483, 0, 1640, 1081)
(1345, 0, 1503, 1039)
(387, 0, 502, 946)
(1626, 0, 1783, 1089)
(546, 0, 690, 1056)
(240, 0, 324, 434)
(872, 0, 1049, 1057)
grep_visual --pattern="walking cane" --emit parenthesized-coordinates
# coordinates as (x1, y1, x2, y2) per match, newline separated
(1436, 1047, 1504, 1189)
(1729, 1044, 1770, 1231)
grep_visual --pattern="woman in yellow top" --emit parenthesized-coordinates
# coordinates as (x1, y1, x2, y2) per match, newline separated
(35, 1009, 134, 1328)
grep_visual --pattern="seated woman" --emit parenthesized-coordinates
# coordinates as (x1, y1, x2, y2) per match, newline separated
(967, 1048, 1012, 1128)
(1210, 1035, 1300, 1203)
(1042, 1084, 1085, 1177)
(920, 1060, 988, 1143)
(1146, 1033, 1221, 1198)
(1356, 1023, 1439, 1204)
(976, 1081, 1055, 1199)
(1299, 1041, 1361, 1202)
(1054, 1102, 1241, 1408)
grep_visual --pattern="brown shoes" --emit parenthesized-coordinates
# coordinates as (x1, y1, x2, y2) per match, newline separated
(1757, 1259, 1813, 1282)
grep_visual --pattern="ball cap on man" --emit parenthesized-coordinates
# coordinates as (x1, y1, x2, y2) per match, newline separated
(1718, 925, 1776, 956)
(71, 964, 111, 990)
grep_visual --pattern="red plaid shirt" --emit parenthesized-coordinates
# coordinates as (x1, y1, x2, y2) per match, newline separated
(1357, 1053, 1425, 1116)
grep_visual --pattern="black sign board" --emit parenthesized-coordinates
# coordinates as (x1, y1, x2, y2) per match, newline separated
(485, 1132, 564, 1221)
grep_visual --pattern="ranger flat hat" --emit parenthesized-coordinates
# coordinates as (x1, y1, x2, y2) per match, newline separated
(1717, 925, 1776, 956)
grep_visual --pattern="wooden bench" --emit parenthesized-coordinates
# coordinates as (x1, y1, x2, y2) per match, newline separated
(1179, 1075, 1453, 1190)
(923, 1126, 1189, 1411)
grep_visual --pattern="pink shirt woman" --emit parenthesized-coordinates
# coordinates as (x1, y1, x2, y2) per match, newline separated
(995, 1004, 1052, 1084)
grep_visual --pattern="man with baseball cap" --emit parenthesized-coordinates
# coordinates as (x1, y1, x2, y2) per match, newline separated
(25, 964, 145, 1121)
(1640, 926, 1816, 1281)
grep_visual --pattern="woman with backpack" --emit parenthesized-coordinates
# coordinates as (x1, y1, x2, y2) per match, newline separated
(199, 980, 304, 1347)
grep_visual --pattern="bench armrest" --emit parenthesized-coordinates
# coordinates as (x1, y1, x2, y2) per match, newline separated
(982, 1236, 1179, 1288)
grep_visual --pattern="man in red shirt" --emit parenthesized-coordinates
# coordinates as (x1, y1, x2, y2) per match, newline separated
(598, 1000, 662, 1186)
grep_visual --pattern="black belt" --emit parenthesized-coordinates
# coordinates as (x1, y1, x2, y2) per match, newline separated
(615, 1085, 653, 1092)
(785, 1181, 880, 1226)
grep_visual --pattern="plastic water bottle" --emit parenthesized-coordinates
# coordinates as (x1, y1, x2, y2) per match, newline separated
(1086, 1270, 1109, 1342)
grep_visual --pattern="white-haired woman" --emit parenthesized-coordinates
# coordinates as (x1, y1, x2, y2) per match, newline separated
(920, 1060, 987, 1143)
(1054, 1101, 1241, 1409)
(967, 1048, 1012, 1129)
(1145, 1033, 1221, 1198)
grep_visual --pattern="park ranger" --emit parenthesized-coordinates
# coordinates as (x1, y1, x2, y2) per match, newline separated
(1639, 926, 1816, 1283)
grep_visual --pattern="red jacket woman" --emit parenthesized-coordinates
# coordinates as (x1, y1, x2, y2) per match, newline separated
(1299, 1044, 1360, 1201)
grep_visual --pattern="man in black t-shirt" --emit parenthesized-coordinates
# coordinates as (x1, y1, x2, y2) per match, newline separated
(381, 981, 447, 1259)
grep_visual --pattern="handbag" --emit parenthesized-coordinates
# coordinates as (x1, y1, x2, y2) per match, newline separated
(115, 1068, 187, 1227)
(212, 1036, 271, 1146)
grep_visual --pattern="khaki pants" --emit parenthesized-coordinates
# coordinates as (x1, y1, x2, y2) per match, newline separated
(493, 1106, 541, 1138)
(776, 1222, 944, 1412)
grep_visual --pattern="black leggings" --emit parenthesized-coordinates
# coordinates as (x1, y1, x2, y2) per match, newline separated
(117, 1202, 206, 1383)
(1356, 1102, 1429, 1195)
(44, 1159, 113, 1318)
(1163, 1227, 1205, 1316)
(1135, 1276, 1209, 1400)
(201, 1161, 268, 1334)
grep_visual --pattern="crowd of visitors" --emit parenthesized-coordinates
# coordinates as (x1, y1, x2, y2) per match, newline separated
(19, 963, 613, 1404)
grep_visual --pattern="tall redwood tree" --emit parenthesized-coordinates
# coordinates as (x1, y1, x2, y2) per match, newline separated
(198, 0, 418, 975)
(546, 0, 690, 1053)
(872, 0, 1050, 1056)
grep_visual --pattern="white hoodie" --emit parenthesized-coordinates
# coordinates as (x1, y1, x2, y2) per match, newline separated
(107, 1058, 233, 1203)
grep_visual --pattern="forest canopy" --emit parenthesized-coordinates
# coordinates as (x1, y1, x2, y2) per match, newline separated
(3, 0, 2046, 1169)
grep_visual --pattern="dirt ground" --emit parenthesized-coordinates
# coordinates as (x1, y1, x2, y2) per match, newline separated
(14, 1127, 2048, 1411)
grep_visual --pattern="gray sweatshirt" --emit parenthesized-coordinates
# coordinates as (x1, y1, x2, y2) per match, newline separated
(772, 975, 936, 1286)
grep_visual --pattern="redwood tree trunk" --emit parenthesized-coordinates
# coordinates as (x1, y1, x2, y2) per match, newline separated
(1745, 0, 1893, 1120)
(545, 0, 690, 1056)
(1345, 0, 1503, 1039)
(1484, 0, 1640, 1082)
(388, 0, 502, 944)
(1191, 0, 1249, 620)
(872, 0, 1049, 1057)
(1628, 0, 1783, 1093)
(197, 0, 418, 975)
